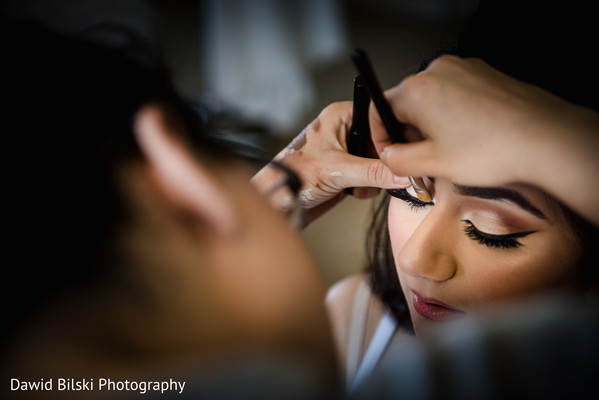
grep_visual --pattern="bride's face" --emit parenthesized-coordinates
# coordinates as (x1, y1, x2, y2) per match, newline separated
(387, 177, 584, 336)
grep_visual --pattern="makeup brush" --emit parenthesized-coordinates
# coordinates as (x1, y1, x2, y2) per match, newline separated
(351, 47, 432, 202)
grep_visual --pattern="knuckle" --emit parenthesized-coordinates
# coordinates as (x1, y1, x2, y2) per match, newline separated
(430, 54, 462, 69)
(399, 73, 434, 106)
(321, 101, 351, 117)
(320, 166, 342, 188)
(464, 56, 487, 67)
(319, 101, 352, 129)
(367, 161, 387, 186)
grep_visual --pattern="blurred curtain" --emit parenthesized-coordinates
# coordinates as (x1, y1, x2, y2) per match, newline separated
(200, 0, 348, 135)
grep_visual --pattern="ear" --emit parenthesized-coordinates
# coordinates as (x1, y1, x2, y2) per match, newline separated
(133, 103, 237, 237)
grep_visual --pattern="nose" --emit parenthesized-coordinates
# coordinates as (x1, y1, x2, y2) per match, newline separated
(396, 208, 458, 282)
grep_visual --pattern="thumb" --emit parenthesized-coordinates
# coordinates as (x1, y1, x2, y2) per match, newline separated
(344, 157, 411, 190)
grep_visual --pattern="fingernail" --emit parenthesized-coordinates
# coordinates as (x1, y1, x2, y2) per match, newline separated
(393, 175, 410, 186)
(380, 147, 389, 162)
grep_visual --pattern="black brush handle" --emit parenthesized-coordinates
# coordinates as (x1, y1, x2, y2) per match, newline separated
(345, 75, 372, 195)
(351, 48, 407, 144)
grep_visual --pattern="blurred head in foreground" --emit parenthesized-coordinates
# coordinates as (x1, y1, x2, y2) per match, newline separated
(1, 18, 335, 398)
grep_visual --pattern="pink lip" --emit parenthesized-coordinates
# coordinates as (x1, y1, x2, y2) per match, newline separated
(411, 290, 466, 322)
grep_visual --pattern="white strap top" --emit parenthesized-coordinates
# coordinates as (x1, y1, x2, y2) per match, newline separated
(345, 280, 398, 393)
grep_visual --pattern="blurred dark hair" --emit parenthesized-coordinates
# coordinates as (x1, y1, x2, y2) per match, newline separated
(1, 17, 242, 347)
(366, 195, 414, 329)
(367, 0, 599, 326)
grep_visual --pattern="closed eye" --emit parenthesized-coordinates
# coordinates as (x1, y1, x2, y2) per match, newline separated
(462, 219, 536, 249)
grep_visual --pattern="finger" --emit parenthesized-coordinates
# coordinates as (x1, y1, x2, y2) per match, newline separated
(375, 74, 441, 148)
(404, 125, 425, 142)
(369, 80, 428, 156)
(316, 101, 353, 149)
(369, 97, 393, 156)
(379, 141, 436, 178)
(340, 157, 411, 189)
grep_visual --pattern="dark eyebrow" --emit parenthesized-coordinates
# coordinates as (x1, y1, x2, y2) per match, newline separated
(453, 184, 546, 219)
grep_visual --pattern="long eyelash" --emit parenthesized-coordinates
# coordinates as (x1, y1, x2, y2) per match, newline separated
(462, 220, 536, 249)
(387, 189, 434, 210)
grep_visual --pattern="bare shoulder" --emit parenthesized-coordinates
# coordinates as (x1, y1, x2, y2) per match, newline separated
(325, 273, 368, 368)
(326, 273, 367, 311)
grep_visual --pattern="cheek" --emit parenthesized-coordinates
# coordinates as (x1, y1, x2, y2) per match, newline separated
(387, 199, 423, 265)
(462, 233, 584, 304)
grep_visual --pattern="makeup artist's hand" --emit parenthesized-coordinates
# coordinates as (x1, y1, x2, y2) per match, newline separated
(252, 101, 409, 228)
(370, 55, 599, 226)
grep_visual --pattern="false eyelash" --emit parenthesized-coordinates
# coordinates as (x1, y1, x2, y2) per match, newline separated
(463, 220, 535, 249)
(387, 188, 434, 210)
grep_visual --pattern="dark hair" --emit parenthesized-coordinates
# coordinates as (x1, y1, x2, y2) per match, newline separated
(1, 18, 237, 347)
(366, 0, 599, 325)
(366, 195, 413, 329)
